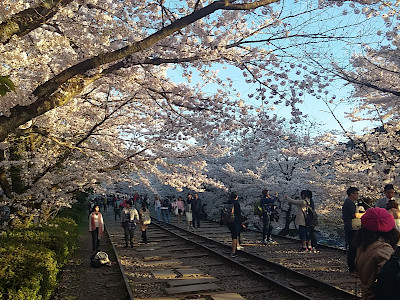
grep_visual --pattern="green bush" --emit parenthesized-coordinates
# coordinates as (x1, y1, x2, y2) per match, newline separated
(3, 217, 78, 268)
(0, 217, 79, 299)
(0, 243, 57, 300)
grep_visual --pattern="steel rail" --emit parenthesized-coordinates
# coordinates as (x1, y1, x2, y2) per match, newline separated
(105, 225, 135, 300)
(153, 221, 359, 300)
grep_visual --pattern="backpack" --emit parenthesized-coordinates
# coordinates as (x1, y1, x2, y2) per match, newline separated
(221, 203, 235, 224)
(162, 198, 170, 208)
(374, 251, 400, 300)
(254, 200, 262, 216)
(303, 203, 318, 227)
(90, 251, 110, 267)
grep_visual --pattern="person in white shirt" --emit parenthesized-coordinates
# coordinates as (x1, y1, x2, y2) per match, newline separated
(154, 195, 161, 222)
(121, 200, 139, 248)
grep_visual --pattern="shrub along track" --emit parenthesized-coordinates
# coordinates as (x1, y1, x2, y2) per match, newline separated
(104, 209, 360, 300)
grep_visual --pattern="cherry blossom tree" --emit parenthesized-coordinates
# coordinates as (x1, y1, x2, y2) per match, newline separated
(1, 0, 398, 227)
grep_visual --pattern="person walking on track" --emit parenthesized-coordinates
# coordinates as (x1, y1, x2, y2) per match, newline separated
(89, 204, 104, 252)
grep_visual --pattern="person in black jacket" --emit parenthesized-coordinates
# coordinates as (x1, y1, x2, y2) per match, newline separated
(342, 186, 360, 274)
(192, 193, 202, 229)
(376, 246, 400, 300)
(226, 191, 241, 258)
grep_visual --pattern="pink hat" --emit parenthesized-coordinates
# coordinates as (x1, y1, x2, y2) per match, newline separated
(361, 207, 395, 232)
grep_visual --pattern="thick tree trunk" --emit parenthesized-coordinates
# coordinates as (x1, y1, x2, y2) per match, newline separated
(278, 203, 297, 236)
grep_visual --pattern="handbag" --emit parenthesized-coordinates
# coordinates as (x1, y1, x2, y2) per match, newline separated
(351, 212, 365, 230)
(142, 210, 151, 225)
(351, 218, 362, 230)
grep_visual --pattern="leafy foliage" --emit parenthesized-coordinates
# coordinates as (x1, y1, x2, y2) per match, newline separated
(0, 217, 78, 299)
(0, 76, 15, 96)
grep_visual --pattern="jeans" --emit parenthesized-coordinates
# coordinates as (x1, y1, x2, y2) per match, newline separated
(155, 207, 161, 222)
(161, 209, 170, 224)
(141, 230, 147, 243)
(124, 227, 135, 246)
(262, 213, 273, 240)
(90, 228, 100, 251)
(114, 208, 120, 220)
(298, 225, 310, 241)
(193, 211, 201, 228)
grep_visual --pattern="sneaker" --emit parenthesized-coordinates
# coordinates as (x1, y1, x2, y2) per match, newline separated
(231, 252, 237, 258)
(186, 227, 190, 229)
(264, 239, 277, 245)
(300, 247, 308, 252)
(237, 245, 244, 250)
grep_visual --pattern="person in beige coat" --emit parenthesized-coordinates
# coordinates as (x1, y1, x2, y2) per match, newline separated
(285, 193, 311, 251)
(139, 201, 151, 244)
(354, 207, 400, 299)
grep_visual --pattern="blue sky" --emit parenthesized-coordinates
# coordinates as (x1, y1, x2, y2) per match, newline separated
(166, 0, 387, 136)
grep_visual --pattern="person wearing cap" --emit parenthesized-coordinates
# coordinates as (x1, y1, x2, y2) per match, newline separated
(353, 207, 400, 300)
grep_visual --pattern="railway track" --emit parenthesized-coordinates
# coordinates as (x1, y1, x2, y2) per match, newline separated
(188, 220, 361, 297)
(103, 208, 361, 299)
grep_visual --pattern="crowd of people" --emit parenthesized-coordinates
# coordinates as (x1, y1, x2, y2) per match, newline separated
(86, 184, 400, 299)
(153, 193, 207, 229)
(88, 193, 151, 251)
(342, 184, 400, 299)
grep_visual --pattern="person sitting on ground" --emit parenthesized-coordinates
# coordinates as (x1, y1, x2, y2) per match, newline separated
(353, 207, 400, 300)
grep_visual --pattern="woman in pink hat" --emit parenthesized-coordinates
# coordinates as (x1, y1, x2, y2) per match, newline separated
(353, 207, 400, 299)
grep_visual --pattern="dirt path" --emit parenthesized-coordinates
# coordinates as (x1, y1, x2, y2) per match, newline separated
(53, 210, 129, 300)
